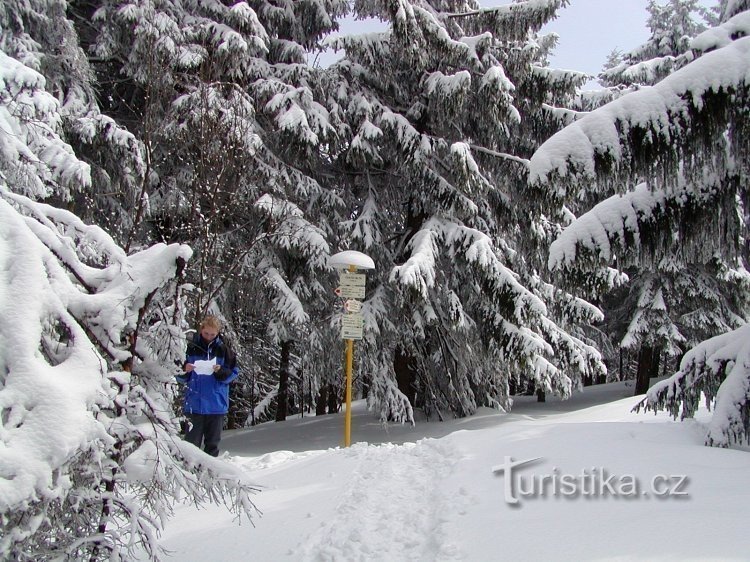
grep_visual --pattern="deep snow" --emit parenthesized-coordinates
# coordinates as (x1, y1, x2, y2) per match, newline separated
(152, 382, 750, 561)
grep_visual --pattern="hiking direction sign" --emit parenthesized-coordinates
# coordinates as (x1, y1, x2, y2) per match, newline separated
(341, 310, 364, 340)
(337, 271, 365, 339)
(331, 251, 374, 341)
(338, 270, 366, 300)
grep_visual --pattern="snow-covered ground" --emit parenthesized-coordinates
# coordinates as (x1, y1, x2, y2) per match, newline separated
(155, 383, 750, 561)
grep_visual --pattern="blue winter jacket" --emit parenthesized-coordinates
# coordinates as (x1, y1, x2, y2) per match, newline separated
(176, 333, 239, 415)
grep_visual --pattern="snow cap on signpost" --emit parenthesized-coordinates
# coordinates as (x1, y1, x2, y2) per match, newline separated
(329, 250, 375, 270)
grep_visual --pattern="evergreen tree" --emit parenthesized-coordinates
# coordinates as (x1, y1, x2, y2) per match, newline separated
(323, 0, 604, 421)
(78, 0, 350, 425)
(600, 0, 711, 88)
(252, 194, 333, 421)
(2, 0, 152, 244)
(586, 0, 745, 394)
(601, 47, 623, 75)
(529, 1, 750, 446)
(0, 4, 259, 558)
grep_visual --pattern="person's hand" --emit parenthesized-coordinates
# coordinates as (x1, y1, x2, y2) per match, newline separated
(184, 363, 195, 373)
(213, 365, 231, 381)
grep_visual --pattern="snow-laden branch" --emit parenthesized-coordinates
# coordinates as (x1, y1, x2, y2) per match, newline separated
(442, 0, 568, 40)
(342, 194, 381, 249)
(264, 267, 310, 326)
(391, 225, 439, 300)
(529, 35, 750, 190)
(255, 193, 331, 269)
(3, 189, 192, 362)
(0, 197, 113, 510)
(468, 144, 530, 167)
(391, 218, 547, 323)
(547, 177, 736, 273)
(690, 10, 750, 53)
(0, 185, 261, 559)
(637, 323, 750, 447)
(548, 183, 667, 270)
(0, 51, 90, 198)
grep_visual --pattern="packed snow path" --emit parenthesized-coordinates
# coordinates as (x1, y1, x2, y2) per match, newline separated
(295, 440, 463, 561)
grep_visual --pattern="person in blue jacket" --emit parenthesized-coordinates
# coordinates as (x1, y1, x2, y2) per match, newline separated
(176, 315, 238, 457)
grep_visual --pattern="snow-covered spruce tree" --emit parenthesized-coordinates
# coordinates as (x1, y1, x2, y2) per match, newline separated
(599, 0, 712, 88)
(0, 28, 258, 562)
(233, 0, 352, 423)
(601, 48, 624, 77)
(321, 0, 604, 421)
(83, 0, 277, 305)
(582, 0, 744, 394)
(528, 2, 750, 446)
(574, 1, 714, 126)
(569, 193, 750, 392)
(2, 0, 152, 246)
(83, 0, 349, 425)
(250, 194, 333, 421)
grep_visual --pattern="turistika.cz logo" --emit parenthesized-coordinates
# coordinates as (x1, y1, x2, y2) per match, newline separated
(492, 456, 689, 505)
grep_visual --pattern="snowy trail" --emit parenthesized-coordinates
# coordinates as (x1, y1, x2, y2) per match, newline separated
(222, 382, 640, 457)
(154, 388, 750, 562)
(295, 440, 464, 562)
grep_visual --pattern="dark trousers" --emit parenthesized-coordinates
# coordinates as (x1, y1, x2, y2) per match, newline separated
(185, 413, 224, 457)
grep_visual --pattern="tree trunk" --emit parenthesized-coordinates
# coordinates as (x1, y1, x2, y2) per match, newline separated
(326, 383, 340, 414)
(315, 385, 328, 416)
(394, 346, 417, 406)
(536, 388, 546, 402)
(275, 340, 292, 422)
(389, 202, 426, 409)
(634, 345, 661, 395)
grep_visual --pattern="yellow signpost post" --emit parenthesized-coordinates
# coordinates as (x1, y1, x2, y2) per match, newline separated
(329, 250, 375, 447)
